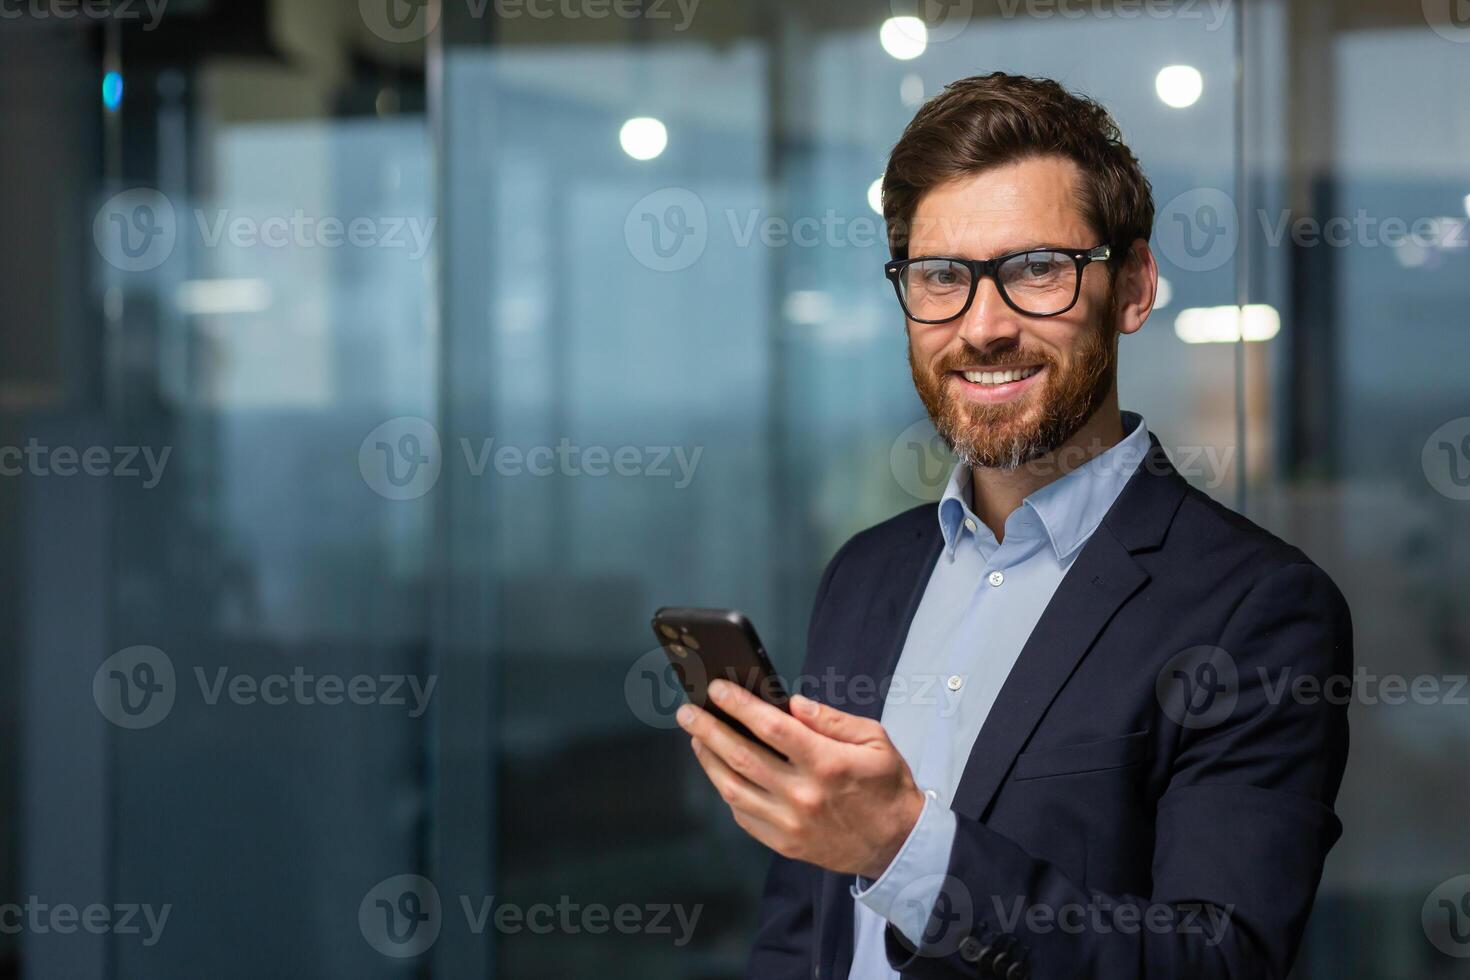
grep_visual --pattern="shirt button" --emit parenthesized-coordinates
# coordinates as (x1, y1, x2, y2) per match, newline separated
(988, 570, 1005, 587)
(947, 674, 964, 692)
(963, 517, 977, 533)
(925, 788, 938, 800)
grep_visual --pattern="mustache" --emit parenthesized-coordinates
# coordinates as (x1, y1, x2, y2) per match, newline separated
(936, 345, 1055, 373)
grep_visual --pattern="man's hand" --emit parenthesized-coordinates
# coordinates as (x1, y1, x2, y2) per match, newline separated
(676, 679, 925, 880)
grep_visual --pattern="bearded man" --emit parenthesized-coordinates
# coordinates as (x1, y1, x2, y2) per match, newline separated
(676, 72, 1351, 980)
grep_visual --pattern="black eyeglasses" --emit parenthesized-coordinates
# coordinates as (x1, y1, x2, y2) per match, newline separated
(884, 245, 1111, 322)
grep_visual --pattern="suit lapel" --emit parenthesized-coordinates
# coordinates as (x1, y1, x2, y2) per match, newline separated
(950, 434, 1186, 820)
(949, 525, 1148, 820)
(848, 523, 945, 721)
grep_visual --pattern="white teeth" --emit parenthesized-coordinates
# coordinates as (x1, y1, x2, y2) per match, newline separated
(961, 366, 1040, 386)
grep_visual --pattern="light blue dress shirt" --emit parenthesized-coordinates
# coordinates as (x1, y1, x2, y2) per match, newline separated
(847, 412, 1150, 980)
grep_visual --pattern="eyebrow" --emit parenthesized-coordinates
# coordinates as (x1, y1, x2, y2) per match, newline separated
(905, 243, 1075, 261)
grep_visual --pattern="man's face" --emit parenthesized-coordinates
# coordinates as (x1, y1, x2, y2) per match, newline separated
(903, 155, 1118, 470)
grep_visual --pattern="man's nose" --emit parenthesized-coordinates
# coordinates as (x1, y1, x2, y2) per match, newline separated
(955, 277, 1023, 353)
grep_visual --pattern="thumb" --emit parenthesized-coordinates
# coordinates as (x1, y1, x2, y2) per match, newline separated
(790, 695, 882, 745)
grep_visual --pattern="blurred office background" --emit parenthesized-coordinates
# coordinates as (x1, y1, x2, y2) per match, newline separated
(1, 0, 1467, 976)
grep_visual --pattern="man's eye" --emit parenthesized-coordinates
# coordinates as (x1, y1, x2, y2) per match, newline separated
(921, 265, 966, 287)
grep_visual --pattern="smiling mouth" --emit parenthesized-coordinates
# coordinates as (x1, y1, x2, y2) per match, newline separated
(955, 365, 1043, 386)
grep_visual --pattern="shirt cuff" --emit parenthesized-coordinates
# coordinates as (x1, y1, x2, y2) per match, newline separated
(849, 791, 959, 948)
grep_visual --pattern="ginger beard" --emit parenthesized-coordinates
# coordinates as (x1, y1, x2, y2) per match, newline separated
(908, 287, 1119, 471)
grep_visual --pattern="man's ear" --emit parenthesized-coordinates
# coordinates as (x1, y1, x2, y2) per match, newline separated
(1114, 238, 1157, 337)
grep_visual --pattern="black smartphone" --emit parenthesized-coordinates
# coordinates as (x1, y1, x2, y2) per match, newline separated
(651, 607, 790, 755)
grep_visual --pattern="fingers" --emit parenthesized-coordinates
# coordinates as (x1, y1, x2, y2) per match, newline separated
(677, 699, 790, 792)
(702, 680, 820, 767)
(688, 737, 783, 827)
(789, 694, 887, 746)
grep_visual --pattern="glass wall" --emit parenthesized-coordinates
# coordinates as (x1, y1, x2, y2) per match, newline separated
(1, 1, 1465, 978)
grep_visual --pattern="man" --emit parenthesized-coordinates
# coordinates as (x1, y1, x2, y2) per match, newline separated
(675, 72, 1351, 979)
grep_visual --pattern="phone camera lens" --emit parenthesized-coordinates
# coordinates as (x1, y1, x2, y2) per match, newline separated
(667, 643, 688, 658)
(681, 633, 701, 651)
(658, 624, 679, 640)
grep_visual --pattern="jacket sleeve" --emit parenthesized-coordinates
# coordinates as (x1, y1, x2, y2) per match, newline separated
(884, 560, 1353, 980)
(747, 533, 858, 979)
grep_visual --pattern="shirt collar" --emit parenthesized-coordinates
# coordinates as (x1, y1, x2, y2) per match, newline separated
(936, 412, 1150, 560)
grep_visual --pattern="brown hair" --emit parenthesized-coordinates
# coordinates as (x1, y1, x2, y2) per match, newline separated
(882, 72, 1154, 268)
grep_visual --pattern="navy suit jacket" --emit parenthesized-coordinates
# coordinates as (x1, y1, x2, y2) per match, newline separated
(748, 436, 1351, 980)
